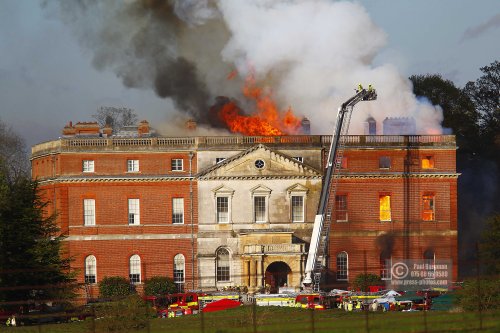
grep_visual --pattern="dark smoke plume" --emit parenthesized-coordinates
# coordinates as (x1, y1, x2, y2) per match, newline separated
(376, 232, 395, 257)
(45, 0, 225, 123)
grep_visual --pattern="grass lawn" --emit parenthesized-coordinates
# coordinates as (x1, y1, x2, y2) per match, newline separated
(3, 306, 499, 333)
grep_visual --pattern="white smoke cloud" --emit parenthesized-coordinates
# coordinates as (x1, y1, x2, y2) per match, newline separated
(216, 0, 444, 134)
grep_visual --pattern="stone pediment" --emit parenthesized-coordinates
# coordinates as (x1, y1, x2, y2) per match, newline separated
(197, 144, 322, 180)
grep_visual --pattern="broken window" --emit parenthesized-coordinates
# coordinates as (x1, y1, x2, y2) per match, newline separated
(422, 194, 435, 221)
(379, 195, 391, 222)
(380, 252, 392, 280)
(421, 156, 434, 169)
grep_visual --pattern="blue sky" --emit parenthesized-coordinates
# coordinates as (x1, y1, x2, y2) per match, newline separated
(0, 0, 498, 148)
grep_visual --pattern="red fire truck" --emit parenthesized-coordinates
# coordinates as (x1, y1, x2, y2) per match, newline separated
(294, 294, 336, 310)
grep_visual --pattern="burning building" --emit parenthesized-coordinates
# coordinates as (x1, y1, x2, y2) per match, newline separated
(31, 118, 458, 296)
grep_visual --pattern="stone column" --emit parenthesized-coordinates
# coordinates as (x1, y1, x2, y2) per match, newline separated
(256, 257, 263, 288)
(249, 259, 256, 288)
(243, 260, 250, 287)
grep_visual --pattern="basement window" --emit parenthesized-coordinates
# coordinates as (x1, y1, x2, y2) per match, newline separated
(216, 157, 226, 164)
(293, 157, 303, 163)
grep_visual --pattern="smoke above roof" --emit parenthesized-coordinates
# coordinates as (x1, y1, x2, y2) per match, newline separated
(45, 0, 444, 135)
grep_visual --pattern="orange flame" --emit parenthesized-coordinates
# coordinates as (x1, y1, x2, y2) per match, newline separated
(218, 72, 302, 136)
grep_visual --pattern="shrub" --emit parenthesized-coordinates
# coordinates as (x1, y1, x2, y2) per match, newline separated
(93, 295, 153, 332)
(143, 276, 177, 296)
(455, 276, 500, 311)
(99, 276, 134, 298)
(352, 273, 382, 291)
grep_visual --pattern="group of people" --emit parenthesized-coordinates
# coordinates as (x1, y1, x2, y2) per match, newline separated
(5, 314, 16, 326)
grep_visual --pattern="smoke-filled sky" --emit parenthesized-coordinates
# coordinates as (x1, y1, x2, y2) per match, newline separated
(0, 0, 498, 148)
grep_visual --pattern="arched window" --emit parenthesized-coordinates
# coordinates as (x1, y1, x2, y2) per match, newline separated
(380, 251, 392, 280)
(129, 254, 141, 284)
(216, 248, 230, 282)
(85, 255, 96, 284)
(336, 252, 348, 281)
(174, 254, 185, 292)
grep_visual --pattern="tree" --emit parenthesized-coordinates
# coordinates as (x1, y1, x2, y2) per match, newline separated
(0, 168, 76, 308)
(409, 74, 480, 155)
(464, 60, 500, 159)
(92, 106, 138, 133)
(479, 213, 500, 275)
(144, 276, 177, 296)
(455, 277, 500, 311)
(0, 118, 29, 183)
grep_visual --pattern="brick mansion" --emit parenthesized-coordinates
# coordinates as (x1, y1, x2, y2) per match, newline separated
(31, 120, 458, 297)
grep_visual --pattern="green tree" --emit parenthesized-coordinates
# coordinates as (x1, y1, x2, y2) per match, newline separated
(93, 295, 152, 332)
(479, 213, 500, 275)
(409, 74, 480, 155)
(144, 276, 177, 296)
(464, 60, 500, 159)
(455, 277, 500, 311)
(0, 169, 76, 307)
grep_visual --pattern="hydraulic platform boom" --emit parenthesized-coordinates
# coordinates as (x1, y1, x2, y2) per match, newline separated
(303, 87, 377, 291)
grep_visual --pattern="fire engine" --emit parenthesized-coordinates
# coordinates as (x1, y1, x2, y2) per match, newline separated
(294, 294, 336, 310)
(303, 86, 377, 292)
(147, 292, 241, 317)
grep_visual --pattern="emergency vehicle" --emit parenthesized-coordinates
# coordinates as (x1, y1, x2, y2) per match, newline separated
(166, 292, 241, 317)
(294, 294, 336, 310)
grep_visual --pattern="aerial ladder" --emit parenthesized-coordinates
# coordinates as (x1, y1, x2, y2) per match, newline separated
(303, 86, 377, 292)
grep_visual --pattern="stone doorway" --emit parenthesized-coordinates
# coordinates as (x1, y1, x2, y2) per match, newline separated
(265, 261, 292, 293)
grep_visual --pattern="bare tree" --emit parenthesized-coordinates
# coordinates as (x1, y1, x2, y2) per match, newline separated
(0, 118, 29, 184)
(92, 107, 138, 133)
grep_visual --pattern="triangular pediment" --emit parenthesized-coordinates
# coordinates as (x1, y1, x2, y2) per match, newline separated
(197, 144, 322, 180)
(286, 183, 309, 194)
(212, 184, 235, 195)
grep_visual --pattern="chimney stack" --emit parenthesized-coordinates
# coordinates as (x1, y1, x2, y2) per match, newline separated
(301, 117, 311, 135)
(138, 120, 150, 136)
(365, 116, 377, 135)
(186, 119, 197, 131)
